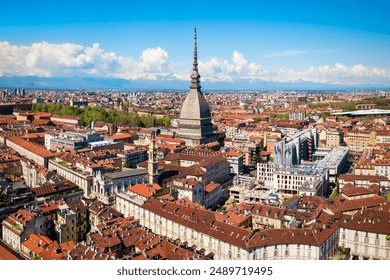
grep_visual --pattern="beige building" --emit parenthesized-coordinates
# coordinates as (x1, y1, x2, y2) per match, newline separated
(55, 200, 88, 243)
(1, 209, 45, 252)
(344, 130, 376, 153)
(375, 131, 390, 144)
(48, 158, 93, 196)
(325, 128, 344, 148)
(6, 137, 55, 168)
(250, 203, 285, 230)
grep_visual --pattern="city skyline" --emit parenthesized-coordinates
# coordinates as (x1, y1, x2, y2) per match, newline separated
(1, 0, 390, 88)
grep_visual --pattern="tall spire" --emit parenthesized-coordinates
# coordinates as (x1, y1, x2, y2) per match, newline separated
(190, 25, 202, 92)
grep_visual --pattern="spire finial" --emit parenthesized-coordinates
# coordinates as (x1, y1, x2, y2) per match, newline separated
(193, 25, 198, 70)
(190, 25, 201, 92)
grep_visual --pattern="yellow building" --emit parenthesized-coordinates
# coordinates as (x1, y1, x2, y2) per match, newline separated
(344, 130, 376, 153)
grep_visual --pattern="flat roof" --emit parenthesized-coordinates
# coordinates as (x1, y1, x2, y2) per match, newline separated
(104, 168, 148, 179)
(332, 109, 390, 116)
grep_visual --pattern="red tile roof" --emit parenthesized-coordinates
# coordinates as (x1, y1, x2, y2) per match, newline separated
(128, 184, 161, 198)
(7, 137, 55, 158)
(341, 184, 375, 197)
(142, 198, 251, 249)
(340, 209, 390, 235)
(205, 182, 221, 193)
(0, 243, 20, 260)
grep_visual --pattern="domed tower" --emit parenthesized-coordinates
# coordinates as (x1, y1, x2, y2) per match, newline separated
(177, 27, 217, 147)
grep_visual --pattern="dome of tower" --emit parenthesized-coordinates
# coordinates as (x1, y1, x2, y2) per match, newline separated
(179, 89, 211, 120)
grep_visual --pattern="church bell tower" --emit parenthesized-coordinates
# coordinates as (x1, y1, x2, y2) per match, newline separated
(148, 132, 158, 184)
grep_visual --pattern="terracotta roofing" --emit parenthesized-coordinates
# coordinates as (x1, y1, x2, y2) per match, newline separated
(167, 178, 200, 190)
(226, 150, 241, 157)
(155, 160, 207, 179)
(368, 184, 380, 194)
(142, 198, 251, 249)
(31, 180, 78, 197)
(91, 232, 122, 251)
(34, 112, 53, 117)
(205, 182, 221, 193)
(90, 201, 123, 220)
(9, 209, 38, 225)
(105, 133, 132, 140)
(39, 240, 72, 260)
(250, 203, 286, 220)
(163, 152, 227, 167)
(7, 137, 55, 158)
(69, 243, 115, 260)
(0, 243, 19, 260)
(67, 199, 87, 212)
(39, 200, 66, 213)
(334, 195, 387, 213)
(215, 211, 250, 227)
(340, 209, 390, 235)
(128, 183, 161, 198)
(247, 211, 340, 248)
(339, 174, 388, 182)
(341, 184, 375, 197)
(60, 240, 76, 252)
(135, 238, 198, 260)
(186, 164, 206, 176)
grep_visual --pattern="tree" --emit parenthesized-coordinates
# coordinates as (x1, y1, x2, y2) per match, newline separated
(155, 116, 171, 126)
(330, 190, 339, 198)
(255, 117, 268, 123)
(308, 102, 328, 109)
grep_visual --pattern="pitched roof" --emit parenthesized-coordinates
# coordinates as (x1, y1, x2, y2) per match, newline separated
(142, 198, 251, 249)
(128, 184, 161, 198)
(7, 137, 55, 158)
(340, 209, 390, 235)
(205, 182, 221, 193)
(341, 184, 375, 197)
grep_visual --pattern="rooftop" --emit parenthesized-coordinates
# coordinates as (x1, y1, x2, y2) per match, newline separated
(104, 168, 147, 179)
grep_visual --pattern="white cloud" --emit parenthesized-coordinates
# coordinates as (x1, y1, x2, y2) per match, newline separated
(198, 51, 267, 81)
(139, 47, 171, 72)
(197, 51, 390, 85)
(1, 41, 390, 86)
(0, 41, 170, 80)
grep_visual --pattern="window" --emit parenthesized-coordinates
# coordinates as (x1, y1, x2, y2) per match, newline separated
(354, 231, 359, 242)
(364, 232, 369, 244)
(263, 250, 268, 259)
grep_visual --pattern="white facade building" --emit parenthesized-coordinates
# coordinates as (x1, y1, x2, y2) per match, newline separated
(115, 196, 339, 260)
(257, 163, 329, 196)
(339, 209, 390, 260)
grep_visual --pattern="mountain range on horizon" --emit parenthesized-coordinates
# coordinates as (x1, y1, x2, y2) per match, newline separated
(0, 75, 389, 92)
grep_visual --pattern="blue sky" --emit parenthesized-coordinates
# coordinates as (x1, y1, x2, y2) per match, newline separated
(1, 0, 390, 87)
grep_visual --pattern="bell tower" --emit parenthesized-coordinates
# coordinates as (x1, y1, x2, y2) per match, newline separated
(148, 132, 158, 184)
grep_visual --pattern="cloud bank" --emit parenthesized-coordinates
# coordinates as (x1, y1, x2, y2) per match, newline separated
(1, 41, 390, 86)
